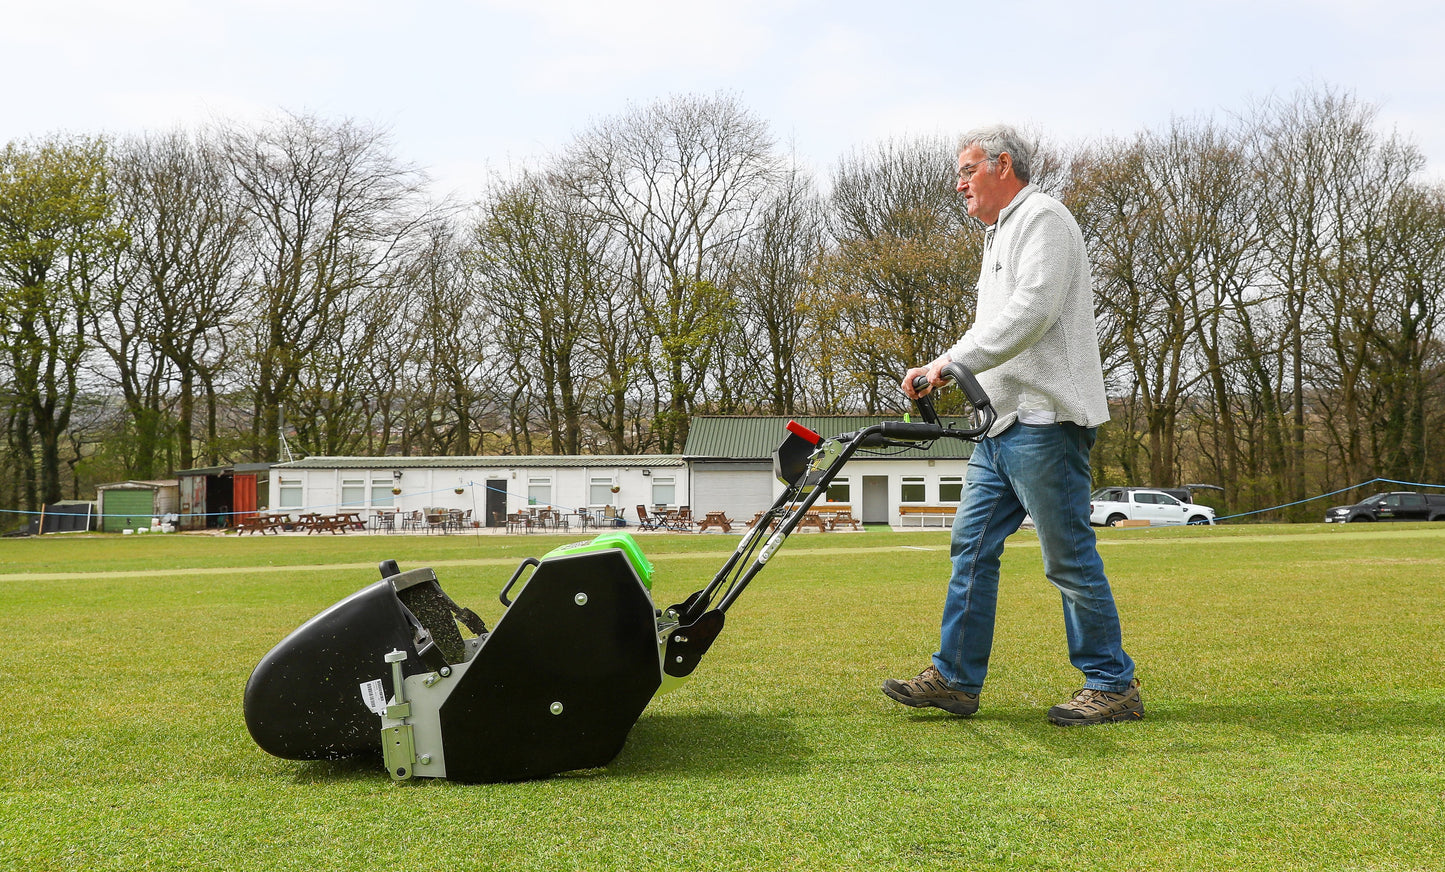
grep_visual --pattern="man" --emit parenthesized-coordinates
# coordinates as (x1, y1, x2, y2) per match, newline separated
(883, 125, 1141, 726)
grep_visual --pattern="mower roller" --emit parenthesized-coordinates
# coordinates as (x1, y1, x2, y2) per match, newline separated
(243, 363, 995, 783)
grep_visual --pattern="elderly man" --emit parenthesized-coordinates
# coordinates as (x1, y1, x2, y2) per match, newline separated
(883, 125, 1141, 726)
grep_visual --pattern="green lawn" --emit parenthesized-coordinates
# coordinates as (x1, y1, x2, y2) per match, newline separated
(1, 524, 1441, 871)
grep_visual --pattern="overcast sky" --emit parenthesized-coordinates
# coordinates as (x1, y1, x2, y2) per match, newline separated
(5, 0, 1443, 200)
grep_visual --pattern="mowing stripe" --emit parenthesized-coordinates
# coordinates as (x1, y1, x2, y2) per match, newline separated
(0, 528, 1428, 582)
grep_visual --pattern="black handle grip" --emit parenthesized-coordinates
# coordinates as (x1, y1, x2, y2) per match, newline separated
(879, 421, 945, 441)
(499, 557, 539, 607)
(910, 375, 939, 424)
(941, 362, 991, 409)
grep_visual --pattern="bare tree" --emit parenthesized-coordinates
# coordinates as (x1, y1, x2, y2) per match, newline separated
(563, 94, 781, 451)
(471, 172, 604, 454)
(397, 217, 492, 455)
(816, 135, 980, 412)
(725, 164, 825, 413)
(222, 113, 433, 461)
(101, 129, 250, 472)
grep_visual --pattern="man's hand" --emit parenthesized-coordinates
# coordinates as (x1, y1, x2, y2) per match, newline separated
(901, 355, 952, 400)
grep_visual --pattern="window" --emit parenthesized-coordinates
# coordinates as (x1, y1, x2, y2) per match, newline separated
(900, 476, 926, 503)
(278, 477, 302, 509)
(590, 476, 616, 506)
(939, 476, 964, 502)
(651, 475, 676, 506)
(527, 477, 552, 506)
(826, 478, 850, 503)
(341, 477, 366, 509)
(370, 477, 394, 508)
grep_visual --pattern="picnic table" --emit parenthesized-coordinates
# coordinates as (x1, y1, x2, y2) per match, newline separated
(233, 514, 286, 535)
(698, 511, 733, 533)
(300, 512, 366, 534)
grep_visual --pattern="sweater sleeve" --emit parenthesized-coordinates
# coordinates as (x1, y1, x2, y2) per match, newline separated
(946, 208, 1076, 374)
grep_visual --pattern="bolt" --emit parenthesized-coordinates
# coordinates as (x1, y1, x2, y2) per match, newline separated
(575, 592, 589, 606)
(550, 701, 564, 715)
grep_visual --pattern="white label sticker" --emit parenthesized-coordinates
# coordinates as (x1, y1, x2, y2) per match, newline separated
(360, 679, 388, 715)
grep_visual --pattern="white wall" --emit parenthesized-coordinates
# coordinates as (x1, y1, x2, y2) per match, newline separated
(267, 464, 690, 525)
(767, 457, 970, 522)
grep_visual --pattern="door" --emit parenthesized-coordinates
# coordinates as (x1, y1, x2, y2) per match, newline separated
(691, 464, 773, 522)
(1141, 492, 1188, 525)
(861, 475, 890, 524)
(233, 474, 259, 523)
(485, 480, 507, 527)
(102, 489, 155, 532)
(179, 476, 205, 530)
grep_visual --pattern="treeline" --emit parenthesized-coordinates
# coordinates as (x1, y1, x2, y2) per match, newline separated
(2, 86, 1442, 522)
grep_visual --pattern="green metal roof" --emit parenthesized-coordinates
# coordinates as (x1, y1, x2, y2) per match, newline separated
(683, 416, 977, 460)
(277, 455, 687, 470)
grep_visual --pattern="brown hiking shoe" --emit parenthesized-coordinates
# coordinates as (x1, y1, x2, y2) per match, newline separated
(882, 665, 980, 716)
(1047, 679, 1144, 726)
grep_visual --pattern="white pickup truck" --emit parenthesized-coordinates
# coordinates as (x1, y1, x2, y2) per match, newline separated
(1089, 487, 1215, 527)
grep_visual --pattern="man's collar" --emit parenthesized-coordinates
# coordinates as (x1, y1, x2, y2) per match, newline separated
(988, 184, 1037, 228)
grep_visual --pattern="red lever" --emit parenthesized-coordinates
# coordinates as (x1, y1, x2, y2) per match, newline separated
(785, 420, 822, 444)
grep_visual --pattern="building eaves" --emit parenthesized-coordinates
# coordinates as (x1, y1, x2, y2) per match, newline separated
(277, 455, 688, 470)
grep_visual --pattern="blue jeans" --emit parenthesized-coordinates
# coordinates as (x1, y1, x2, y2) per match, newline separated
(932, 422, 1135, 694)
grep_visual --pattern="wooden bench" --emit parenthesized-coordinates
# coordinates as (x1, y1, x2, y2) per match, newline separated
(745, 509, 828, 532)
(698, 511, 733, 533)
(301, 513, 364, 534)
(233, 515, 286, 535)
(898, 506, 957, 528)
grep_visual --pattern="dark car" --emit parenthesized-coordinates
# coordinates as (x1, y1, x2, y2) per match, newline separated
(1324, 491, 1445, 523)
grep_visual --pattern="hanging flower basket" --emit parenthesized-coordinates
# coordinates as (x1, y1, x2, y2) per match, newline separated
(455, 488, 465, 495)
(392, 487, 402, 495)
(610, 486, 620, 494)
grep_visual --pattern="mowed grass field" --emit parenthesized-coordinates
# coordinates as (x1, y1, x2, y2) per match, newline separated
(1, 524, 1442, 871)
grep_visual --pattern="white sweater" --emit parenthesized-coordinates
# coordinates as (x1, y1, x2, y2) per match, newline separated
(946, 185, 1110, 437)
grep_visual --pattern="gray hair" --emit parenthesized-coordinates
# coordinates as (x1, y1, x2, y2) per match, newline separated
(959, 124, 1034, 184)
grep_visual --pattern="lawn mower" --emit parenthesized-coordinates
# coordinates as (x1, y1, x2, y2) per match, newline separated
(243, 363, 995, 783)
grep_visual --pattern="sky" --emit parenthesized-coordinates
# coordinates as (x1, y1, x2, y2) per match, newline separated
(5, 0, 1444, 201)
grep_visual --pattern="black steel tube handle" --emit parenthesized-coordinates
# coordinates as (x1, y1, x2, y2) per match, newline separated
(878, 421, 945, 441)
(499, 558, 539, 606)
(941, 361, 991, 410)
(910, 375, 939, 425)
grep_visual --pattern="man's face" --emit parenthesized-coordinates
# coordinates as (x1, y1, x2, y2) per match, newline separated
(957, 145, 1011, 224)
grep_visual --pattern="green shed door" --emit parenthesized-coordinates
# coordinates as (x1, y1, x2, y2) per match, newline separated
(104, 489, 154, 532)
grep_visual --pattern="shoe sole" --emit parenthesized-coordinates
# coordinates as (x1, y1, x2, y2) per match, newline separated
(1047, 706, 1144, 726)
(881, 682, 978, 716)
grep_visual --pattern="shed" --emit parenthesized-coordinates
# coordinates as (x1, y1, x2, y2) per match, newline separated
(96, 480, 180, 532)
(27, 501, 100, 535)
(176, 463, 275, 529)
(683, 416, 975, 526)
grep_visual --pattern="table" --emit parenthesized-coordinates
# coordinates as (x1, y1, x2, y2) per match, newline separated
(233, 514, 286, 535)
(698, 511, 733, 533)
(300, 512, 364, 534)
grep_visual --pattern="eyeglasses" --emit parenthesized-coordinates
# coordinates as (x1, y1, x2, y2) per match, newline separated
(956, 158, 991, 182)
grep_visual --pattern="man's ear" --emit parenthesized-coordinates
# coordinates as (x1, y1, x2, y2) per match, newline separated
(997, 152, 1012, 178)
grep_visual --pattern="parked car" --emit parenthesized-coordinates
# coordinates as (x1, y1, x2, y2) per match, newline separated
(1323, 491, 1445, 523)
(1089, 488, 1216, 526)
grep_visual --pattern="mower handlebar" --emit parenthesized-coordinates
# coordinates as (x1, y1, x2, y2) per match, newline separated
(941, 361, 991, 411)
